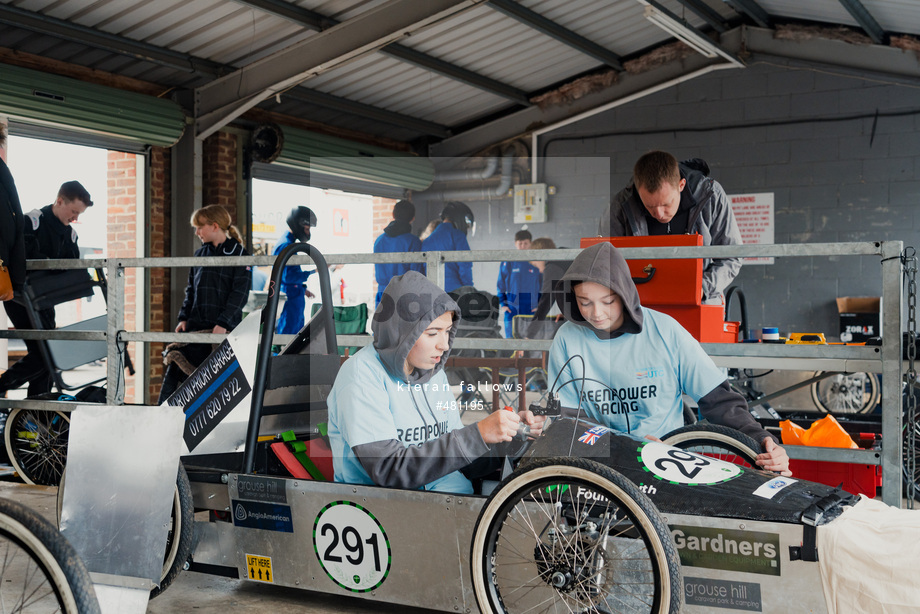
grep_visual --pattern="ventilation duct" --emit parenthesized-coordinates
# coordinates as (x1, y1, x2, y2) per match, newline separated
(415, 150, 515, 202)
(273, 126, 435, 192)
(0, 63, 186, 148)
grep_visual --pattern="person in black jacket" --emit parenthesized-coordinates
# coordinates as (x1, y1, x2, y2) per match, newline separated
(0, 180, 93, 397)
(158, 205, 250, 403)
(0, 125, 25, 303)
(524, 237, 572, 340)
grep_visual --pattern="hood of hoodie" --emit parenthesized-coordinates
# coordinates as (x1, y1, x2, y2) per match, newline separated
(383, 219, 413, 238)
(373, 270, 460, 384)
(554, 242, 643, 340)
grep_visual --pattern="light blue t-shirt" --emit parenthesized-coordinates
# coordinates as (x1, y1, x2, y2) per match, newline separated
(327, 345, 473, 493)
(547, 308, 725, 438)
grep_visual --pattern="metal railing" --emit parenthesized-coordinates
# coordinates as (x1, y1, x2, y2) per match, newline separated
(0, 241, 907, 504)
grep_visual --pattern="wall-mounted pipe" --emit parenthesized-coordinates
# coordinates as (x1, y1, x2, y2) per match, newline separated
(416, 149, 514, 202)
(434, 155, 498, 182)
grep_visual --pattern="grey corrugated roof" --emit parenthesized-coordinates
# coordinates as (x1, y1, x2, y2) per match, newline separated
(1, 0, 918, 149)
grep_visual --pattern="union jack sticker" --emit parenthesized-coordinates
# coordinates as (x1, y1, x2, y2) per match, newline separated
(578, 426, 608, 446)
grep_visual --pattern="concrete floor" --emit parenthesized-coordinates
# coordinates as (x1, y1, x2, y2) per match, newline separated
(0, 479, 437, 614)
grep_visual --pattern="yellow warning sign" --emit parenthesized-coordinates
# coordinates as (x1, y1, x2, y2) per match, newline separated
(246, 554, 273, 583)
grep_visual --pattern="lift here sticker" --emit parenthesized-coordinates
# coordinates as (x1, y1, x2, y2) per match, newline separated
(638, 442, 742, 485)
(313, 501, 392, 593)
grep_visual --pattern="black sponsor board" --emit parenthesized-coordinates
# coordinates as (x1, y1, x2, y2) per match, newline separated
(232, 499, 294, 533)
(167, 340, 251, 451)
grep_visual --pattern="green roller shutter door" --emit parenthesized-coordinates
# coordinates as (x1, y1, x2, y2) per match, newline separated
(275, 126, 434, 192)
(0, 63, 186, 147)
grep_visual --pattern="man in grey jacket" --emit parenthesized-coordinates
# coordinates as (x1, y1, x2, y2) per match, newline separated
(598, 151, 742, 304)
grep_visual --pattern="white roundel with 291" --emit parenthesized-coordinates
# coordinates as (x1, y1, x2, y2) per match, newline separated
(640, 442, 742, 485)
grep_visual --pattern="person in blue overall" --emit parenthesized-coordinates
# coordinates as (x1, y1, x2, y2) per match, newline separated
(273, 206, 316, 335)
(373, 199, 424, 306)
(421, 201, 474, 292)
(547, 241, 791, 475)
(327, 271, 545, 493)
(496, 229, 542, 338)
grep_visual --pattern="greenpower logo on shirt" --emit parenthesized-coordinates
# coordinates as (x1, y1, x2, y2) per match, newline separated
(581, 384, 658, 415)
(671, 525, 780, 576)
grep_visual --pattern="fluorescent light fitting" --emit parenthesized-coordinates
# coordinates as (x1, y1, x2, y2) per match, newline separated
(643, 5, 720, 58)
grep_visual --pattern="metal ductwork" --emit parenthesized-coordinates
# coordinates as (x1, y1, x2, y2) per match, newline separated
(416, 150, 515, 201)
(433, 155, 499, 182)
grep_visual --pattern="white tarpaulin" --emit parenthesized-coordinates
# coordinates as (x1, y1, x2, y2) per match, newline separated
(818, 495, 920, 613)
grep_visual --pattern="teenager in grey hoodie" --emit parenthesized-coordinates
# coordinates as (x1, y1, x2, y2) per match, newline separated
(327, 271, 543, 493)
(547, 242, 790, 476)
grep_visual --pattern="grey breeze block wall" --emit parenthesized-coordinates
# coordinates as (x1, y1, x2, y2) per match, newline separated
(463, 59, 920, 340)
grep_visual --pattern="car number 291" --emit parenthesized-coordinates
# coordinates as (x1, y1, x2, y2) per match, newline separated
(312, 501, 392, 593)
(639, 442, 742, 485)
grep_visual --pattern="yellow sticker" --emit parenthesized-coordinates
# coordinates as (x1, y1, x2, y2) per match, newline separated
(246, 554, 273, 583)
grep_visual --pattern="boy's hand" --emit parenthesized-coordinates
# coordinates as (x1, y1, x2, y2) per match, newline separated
(518, 410, 546, 438)
(478, 410, 520, 444)
(757, 438, 792, 476)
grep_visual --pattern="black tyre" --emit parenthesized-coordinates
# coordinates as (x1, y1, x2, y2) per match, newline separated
(662, 424, 761, 469)
(152, 464, 195, 599)
(0, 496, 100, 614)
(0, 409, 11, 465)
(471, 457, 682, 614)
(56, 465, 195, 599)
(810, 371, 880, 414)
(4, 408, 70, 486)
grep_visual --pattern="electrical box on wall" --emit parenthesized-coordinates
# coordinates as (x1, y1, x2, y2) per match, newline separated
(513, 183, 548, 223)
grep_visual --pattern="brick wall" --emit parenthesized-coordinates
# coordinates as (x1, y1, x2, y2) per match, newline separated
(106, 151, 138, 402)
(203, 131, 239, 222)
(148, 146, 171, 402)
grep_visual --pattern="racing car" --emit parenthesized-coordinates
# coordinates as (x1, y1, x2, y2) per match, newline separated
(159, 244, 871, 613)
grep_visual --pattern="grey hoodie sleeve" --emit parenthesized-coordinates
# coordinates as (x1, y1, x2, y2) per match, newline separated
(697, 381, 779, 447)
(700, 182, 742, 301)
(352, 424, 490, 490)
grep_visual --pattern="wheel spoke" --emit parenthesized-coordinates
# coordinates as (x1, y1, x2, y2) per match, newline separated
(486, 477, 660, 613)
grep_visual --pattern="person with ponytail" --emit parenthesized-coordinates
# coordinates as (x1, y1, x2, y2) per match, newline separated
(158, 205, 250, 403)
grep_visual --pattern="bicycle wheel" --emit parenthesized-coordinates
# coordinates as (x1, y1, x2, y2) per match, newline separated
(152, 465, 194, 599)
(471, 457, 682, 614)
(662, 424, 761, 469)
(0, 497, 100, 614)
(4, 408, 70, 486)
(810, 371, 880, 414)
(56, 465, 194, 599)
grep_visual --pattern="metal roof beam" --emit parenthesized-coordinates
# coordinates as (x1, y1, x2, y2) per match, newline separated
(230, 0, 334, 30)
(672, 0, 731, 33)
(486, 0, 624, 70)
(380, 45, 531, 105)
(283, 88, 452, 138)
(195, 0, 485, 139)
(0, 3, 450, 138)
(722, 0, 772, 29)
(430, 53, 737, 158)
(233, 0, 532, 107)
(837, 0, 887, 45)
(0, 3, 224, 75)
